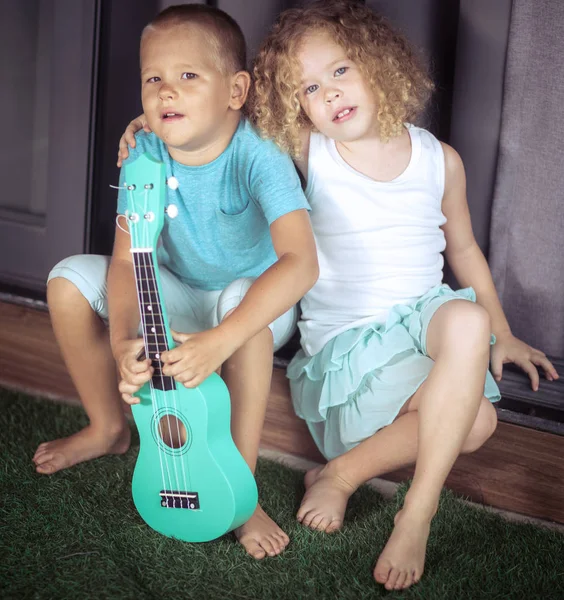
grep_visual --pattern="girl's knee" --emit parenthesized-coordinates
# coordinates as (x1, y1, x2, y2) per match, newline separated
(437, 301, 491, 348)
(462, 399, 497, 453)
(448, 301, 490, 333)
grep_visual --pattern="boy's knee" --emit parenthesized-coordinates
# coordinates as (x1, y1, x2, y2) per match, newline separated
(217, 277, 255, 323)
(47, 277, 94, 321)
(47, 275, 81, 302)
(462, 399, 497, 453)
(47, 256, 87, 306)
(46, 254, 110, 316)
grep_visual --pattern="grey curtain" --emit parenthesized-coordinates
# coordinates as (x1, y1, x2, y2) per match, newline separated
(489, 0, 564, 357)
(448, 0, 512, 255)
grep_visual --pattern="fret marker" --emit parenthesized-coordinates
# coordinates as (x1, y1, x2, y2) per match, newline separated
(147, 305, 152, 311)
(151, 327, 156, 333)
(155, 353, 160, 359)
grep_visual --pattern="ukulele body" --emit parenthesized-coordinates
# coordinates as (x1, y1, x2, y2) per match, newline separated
(131, 371, 258, 542)
(124, 153, 258, 542)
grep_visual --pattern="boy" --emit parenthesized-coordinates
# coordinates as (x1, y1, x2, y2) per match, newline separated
(33, 5, 318, 560)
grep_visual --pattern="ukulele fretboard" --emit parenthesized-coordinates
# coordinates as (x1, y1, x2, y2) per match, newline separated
(133, 250, 175, 392)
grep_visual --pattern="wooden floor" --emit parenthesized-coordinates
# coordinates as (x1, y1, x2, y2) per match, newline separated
(2, 300, 564, 524)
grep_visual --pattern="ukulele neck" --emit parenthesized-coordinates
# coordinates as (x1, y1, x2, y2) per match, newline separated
(132, 248, 175, 392)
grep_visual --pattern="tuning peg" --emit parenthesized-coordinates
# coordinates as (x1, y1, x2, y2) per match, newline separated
(166, 204, 178, 219)
(167, 176, 179, 190)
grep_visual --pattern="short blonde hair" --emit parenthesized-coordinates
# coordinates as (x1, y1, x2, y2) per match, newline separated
(250, 0, 434, 157)
(142, 4, 246, 75)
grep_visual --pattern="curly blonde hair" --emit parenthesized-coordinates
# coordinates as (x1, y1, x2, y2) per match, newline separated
(250, 0, 434, 157)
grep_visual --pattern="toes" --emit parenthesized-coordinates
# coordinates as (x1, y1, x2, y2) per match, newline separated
(374, 559, 392, 584)
(300, 510, 317, 528)
(394, 571, 407, 590)
(315, 518, 332, 532)
(240, 532, 288, 559)
(404, 569, 415, 588)
(299, 510, 341, 533)
(385, 567, 400, 591)
(325, 518, 342, 534)
(296, 504, 310, 523)
(33, 445, 50, 462)
(309, 513, 326, 531)
(242, 538, 267, 560)
(274, 531, 290, 549)
(235, 506, 289, 559)
(261, 537, 279, 557)
(34, 451, 54, 466)
(267, 534, 286, 556)
(36, 461, 57, 475)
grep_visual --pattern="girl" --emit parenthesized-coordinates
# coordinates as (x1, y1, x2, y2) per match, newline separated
(249, 0, 558, 591)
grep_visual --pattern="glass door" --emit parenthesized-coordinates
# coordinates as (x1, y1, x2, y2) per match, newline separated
(0, 0, 98, 293)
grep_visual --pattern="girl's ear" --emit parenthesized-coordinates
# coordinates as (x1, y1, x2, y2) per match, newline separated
(229, 70, 251, 110)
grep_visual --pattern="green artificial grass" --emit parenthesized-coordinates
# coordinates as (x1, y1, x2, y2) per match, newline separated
(1, 388, 564, 600)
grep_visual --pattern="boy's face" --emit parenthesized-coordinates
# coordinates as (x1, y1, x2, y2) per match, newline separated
(297, 32, 378, 143)
(140, 24, 235, 157)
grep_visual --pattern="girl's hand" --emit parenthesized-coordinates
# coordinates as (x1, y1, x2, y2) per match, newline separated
(114, 338, 153, 404)
(491, 332, 559, 391)
(116, 114, 151, 167)
(161, 328, 237, 388)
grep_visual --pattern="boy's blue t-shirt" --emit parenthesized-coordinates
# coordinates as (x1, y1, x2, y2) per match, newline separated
(117, 118, 309, 291)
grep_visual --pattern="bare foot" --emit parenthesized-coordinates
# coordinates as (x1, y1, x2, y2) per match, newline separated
(373, 508, 432, 591)
(234, 504, 290, 559)
(32, 424, 131, 475)
(296, 464, 356, 533)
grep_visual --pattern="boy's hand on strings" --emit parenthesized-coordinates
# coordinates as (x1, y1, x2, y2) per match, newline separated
(161, 328, 236, 388)
(114, 338, 153, 404)
(490, 331, 559, 391)
(116, 114, 151, 168)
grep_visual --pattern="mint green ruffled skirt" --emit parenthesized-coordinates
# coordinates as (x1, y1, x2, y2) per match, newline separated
(287, 285, 501, 460)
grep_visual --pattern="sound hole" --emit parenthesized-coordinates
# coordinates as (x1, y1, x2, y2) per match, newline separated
(157, 415, 188, 449)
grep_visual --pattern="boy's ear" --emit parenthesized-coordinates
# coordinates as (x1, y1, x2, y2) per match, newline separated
(229, 70, 251, 110)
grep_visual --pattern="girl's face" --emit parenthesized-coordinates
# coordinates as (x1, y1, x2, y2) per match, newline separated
(297, 31, 378, 143)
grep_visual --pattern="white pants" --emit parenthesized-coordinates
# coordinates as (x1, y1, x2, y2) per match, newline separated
(48, 255, 298, 351)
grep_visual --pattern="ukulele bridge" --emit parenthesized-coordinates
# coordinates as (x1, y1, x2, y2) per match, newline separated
(159, 490, 200, 509)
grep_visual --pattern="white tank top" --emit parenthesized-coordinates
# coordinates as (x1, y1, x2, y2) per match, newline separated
(299, 125, 447, 356)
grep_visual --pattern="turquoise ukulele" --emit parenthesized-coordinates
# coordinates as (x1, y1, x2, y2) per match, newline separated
(123, 153, 258, 542)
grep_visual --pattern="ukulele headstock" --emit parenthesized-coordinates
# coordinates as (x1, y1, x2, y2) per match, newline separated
(123, 153, 167, 250)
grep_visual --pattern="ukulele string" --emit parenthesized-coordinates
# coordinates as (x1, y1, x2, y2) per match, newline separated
(145, 188, 192, 491)
(139, 249, 177, 501)
(141, 184, 189, 496)
(128, 186, 171, 500)
(144, 251, 190, 497)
